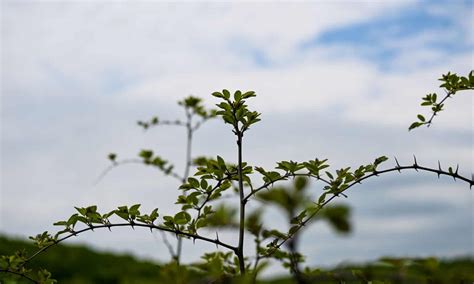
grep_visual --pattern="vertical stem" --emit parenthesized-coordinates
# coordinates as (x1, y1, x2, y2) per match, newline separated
(287, 208, 305, 284)
(237, 131, 246, 274)
(176, 109, 193, 264)
(252, 237, 261, 283)
(183, 111, 193, 182)
(288, 235, 305, 284)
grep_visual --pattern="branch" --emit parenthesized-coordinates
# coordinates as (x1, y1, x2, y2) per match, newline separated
(195, 179, 224, 220)
(244, 173, 331, 202)
(95, 158, 183, 185)
(158, 230, 177, 261)
(409, 71, 474, 130)
(138, 119, 187, 130)
(0, 269, 38, 283)
(262, 161, 473, 258)
(236, 130, 246, 274)
(24, 223, 237, 265)
(424, 90, 454, 127)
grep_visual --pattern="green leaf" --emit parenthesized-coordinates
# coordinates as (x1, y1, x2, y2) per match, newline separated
(139, 150, 153, 160)
(409, 121, 422, 131)
(196, 218, 207, 229)
(374, 156, 388, 166)
(417, 114, 426, 122)
(294, 177, 308, 191)
(222, 89, 231, 99)
(211, 91, 223, 98)
(318, 192, 327, 204)
(200, 179, 208, 190)
(188, 177, 200, 188)
(174, 211, 192, 225)
(242, 91, 256, 99)
(149, 208, 159, 220)
(74, 207, 87, 216)
(325, 171, 334, 180)
(216, 155, 225, 168)
(234, 90, 242, 101)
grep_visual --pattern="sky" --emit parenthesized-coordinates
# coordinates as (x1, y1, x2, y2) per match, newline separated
(1, 0, 473, 276)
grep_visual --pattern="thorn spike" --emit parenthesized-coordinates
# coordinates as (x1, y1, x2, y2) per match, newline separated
(394, 157, 401, 172)
(413, 155, 418, 171)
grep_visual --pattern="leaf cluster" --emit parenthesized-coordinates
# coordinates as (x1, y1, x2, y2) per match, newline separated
(212, 90, 261, 133)
(409, 71, 473, 130)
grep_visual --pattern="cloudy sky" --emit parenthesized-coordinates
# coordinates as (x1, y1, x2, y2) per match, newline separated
(1, 0, 473, 276)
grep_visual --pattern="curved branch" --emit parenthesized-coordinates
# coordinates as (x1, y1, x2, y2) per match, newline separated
(262, 162, 473, 258)
(95, 159, 142, 185)
(95, 159, 183, 185)
(244, 173, 332, 202)
(24, 223, 237, 265)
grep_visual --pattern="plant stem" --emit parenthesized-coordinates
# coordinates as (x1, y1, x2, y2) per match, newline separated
(237, 130, 246, 274)
(176, 109, 194, 264)
(287, 208, 306, 284)
(25, 223, 237, 265)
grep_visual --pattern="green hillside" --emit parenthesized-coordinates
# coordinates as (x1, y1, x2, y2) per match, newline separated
(1, 234, 473, 283)
(0, 234, 162, 283)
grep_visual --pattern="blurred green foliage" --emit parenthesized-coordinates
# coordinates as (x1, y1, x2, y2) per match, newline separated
(1, 234, 473, 283)
(0, 235, 161, 283)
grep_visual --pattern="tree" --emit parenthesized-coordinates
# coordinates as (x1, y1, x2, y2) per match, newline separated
(1, 71, 473, 284)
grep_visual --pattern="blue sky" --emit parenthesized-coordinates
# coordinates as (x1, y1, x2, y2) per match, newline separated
(1, 0, 472, 276)
(303, 1, 472, 70)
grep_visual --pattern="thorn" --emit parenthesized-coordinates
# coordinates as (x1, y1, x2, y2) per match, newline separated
(193, 237, 196, 245)
(413, 155, 418, 171)
(394, 157, 401, 172)
(437, 161, 442, 178)
(453, 164, 459, 181)
(215, 232, 219, 249)
(340, 193, 348, 198)
(373, 170, 379, 176)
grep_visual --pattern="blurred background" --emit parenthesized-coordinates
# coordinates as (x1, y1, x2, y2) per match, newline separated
(1, 0, 472, 280)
